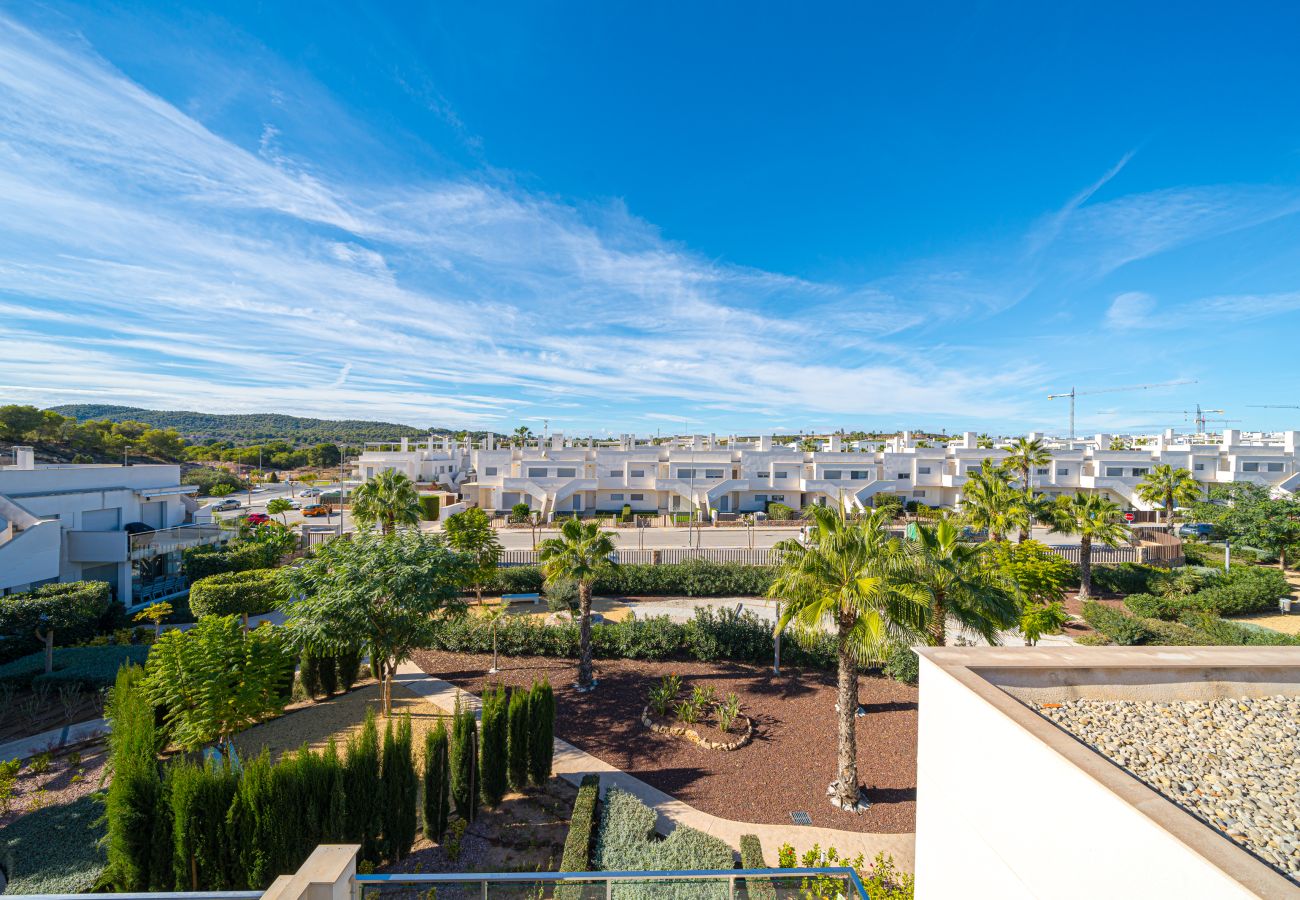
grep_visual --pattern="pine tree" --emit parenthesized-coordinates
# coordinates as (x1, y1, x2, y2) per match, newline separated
(423, 720, 450, 841)
(527, 679, 555, 785)
(479, 685, 508, 807)
(507, 687, 530, 791)
(449, 698, 479, 823)
(380, 714, 419, 861)
(343, 709, 383, 862)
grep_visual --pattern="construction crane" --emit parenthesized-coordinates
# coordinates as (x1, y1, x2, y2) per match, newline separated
(1047, 380, 1197, 441)
(1128, 404, 1225, 434)
(1247, 404, 1300, 409)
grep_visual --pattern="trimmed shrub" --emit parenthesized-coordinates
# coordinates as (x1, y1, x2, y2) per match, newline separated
(594, 788, 732, 896)
(168, 759, 239, 890)
(188, 569, 285, 621)
(1193, 566, 1289, 616)
(559, 774, 600, 872)
(507, 686, 530, 790)
(102, 664, 163, 891)
(739, 834, 775, 900)
(1090, 563, 1164, 596)
(0, 580, 113, 662)
(528, 679, 556, 785)
(1081, 602, 1147, 645)
(0, 644, 149, 688)
(450, 699, 479, 822)
(380, 714, 418, 861)
(181, 542, 279, 580)
(343, 709, 383, 863)
(0, 793, 106, 894)
(423, 720, 451, 841)
(479, 684, 509, 807)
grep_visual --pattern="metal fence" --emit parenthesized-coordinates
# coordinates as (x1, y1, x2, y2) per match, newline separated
(498, 547, 776, 567)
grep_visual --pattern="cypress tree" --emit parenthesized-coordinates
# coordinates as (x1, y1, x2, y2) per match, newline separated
(319, 653, 339, 696)
(343, 709, 383, 862)
(299, 651, 321, 698)
(103, 664, 162, 891)
(449, 698, 479, 823)
(423, 720, 450, 841)
(169, 758, 238, 891)
(507, 687, 529, 791)
(480, 685, 508, 807)
(322, 739, 348, 842)
(227, 749, 274, 889)
(380, 714, 418, 861)
(337, 648, 362, 690)
(147, 767, 174, 891)
(527, 679, 556, 785)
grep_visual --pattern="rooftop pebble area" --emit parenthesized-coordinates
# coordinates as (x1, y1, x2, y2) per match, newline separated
(1040, 696, 1300, 884)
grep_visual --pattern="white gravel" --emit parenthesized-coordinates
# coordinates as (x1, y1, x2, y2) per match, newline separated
(1040, 696, 1300, 884)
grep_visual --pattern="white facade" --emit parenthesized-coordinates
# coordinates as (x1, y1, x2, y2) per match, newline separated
(0, 448, 221, 606)
(352, 429, 1300, 521)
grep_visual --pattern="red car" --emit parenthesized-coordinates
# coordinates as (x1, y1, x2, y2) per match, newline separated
(245, 512, 271, 525)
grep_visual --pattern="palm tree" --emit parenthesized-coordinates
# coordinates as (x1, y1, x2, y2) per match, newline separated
(1136, 464, 1201, 532)
(1108, 436, 1129, 451)
(351, 469, 422, 535)
(538, 519, 617, 690)
(1001, 437, 1051, 492)
(907, 520, 1019, 646)
(768, 507, 927, 812)
(513, 426, 532, 448)
(1049, 492, 1131, 599)
(960, 459, 1020, 542)
(798, 437, 820, 453)
(266, 497, 292, 525)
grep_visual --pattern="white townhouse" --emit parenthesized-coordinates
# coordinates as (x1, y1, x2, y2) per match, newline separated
(354, 426, 1300, 522)
(0, 447, 225, 607)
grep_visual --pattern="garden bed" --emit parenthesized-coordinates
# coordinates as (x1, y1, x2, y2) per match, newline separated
(413, 650, 917, 833)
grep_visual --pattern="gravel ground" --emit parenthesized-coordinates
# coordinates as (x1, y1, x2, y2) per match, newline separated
(413, 650, 917, 833)
(1040, 696, 1300, 883)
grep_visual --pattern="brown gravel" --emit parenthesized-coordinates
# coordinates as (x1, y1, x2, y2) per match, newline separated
(0, 742, 108, 830)
(412, 650, 917, 833)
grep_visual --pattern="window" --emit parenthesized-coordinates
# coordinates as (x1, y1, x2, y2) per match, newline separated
(676, 468, 696, 479)
(557, 467, 576, 477)
(610, 493, 624, 501)
(1035, 467, 1049, 475)
(850, 470, 870, 480)
(485, 466, 498, 476)
(757, 472, 769, 479)
(1242, 462, 1260, 472)
(897, 472, 910, 480)
(916, 466, 931, 475)
(755, 494, 768, 503)
(630, 493, 644, 501)
(770, 495, 784, 502)
(775, 471, 788, 480)
(912, 490, 926, 498)
(1130, 468, 1149, 477)
(527, 467, 547, 477)
(1105, 467, 1123, 477)
(1057, 467, 1069, 476)
(824, 470, 843, 480)
(608, 470, 621, 477)
(1268, 462, 1285, 472)
(965, 467, 980, 476)
(630, 469, 645, 478)
(704, 468, 724, 479)
(1194, 463, 1205, 471)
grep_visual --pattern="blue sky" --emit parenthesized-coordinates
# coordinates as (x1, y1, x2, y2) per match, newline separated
(3, 2, 1300, 437)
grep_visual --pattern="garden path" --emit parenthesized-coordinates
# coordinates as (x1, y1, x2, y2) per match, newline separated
(0, 717, 107, 761)
(393, 661, 916, 871)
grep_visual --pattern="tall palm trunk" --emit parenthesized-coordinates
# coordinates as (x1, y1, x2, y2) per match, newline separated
(832, 616, 860, 810)
(928, 589, 947, 646)
(577, 582, 594, 689)
(1165, 497, 1175, 534)
(1078, 534, 1093, 600)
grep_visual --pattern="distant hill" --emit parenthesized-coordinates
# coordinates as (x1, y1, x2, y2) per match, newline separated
(47, 404, 461, 445)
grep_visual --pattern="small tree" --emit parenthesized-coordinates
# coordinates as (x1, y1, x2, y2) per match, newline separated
(450, 698, 479, 822)
(423, 720, 451, 841)
(987, 540, 1074, 646)
(481, 604, 507, 673)
(444, 507, 503, 603)
(133, 601, 174, 638)
(506, 687, 529, 790)
(538, 519, 618, 690)
(1049, 493, 1131, 600)
(266, 498, 293, 525)
(480, 685, 509, 807)
(1135, 464, 1201, 532)
(143, 616, 293, 760)
(380, 714, 418, 861)
(527, 679, 555, 785)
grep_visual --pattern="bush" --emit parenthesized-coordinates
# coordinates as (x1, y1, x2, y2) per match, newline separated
(181, 542, 279, 580)
(479, 684, 509, 807)
(528, 679, 556, 785)
(766, 502, 796, 521)
(739, 835, 775, 900)
(1080, 602, 1147, 645)
(0, 793, 107, 894)
(488, 560, 777, 599)
(884, 645, 919, 686)
(594, 787, 732, 897)
(1193, 566, 1289, 616)
(559, 774, 600, 873)
(545, 576, 580, 612)
(1090, 563, 1164, 596)
(380, 714, 418, 861)
(188, 569, 286, 621)
(418, 495, 441, 521)
(0, 644, 149, 688)
(1122, 593, 1180, 619)
(423, 721, 451, 841)
(510, 502, 532, 523)
(450, 698, 479, 823)
(0, 580, 113, 662)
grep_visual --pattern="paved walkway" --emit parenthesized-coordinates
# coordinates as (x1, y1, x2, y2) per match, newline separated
(394, 661, 916, 870)
(0, 717, 108, 762)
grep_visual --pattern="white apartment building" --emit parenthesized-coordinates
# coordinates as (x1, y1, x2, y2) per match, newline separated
(0, 447, 225, 607)
(353, 428, 1300, 522)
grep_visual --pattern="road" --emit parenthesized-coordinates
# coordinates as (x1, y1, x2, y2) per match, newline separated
(206, 480, 359, 532)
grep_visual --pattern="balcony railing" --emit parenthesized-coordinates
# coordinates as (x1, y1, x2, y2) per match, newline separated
(128, 523, 229, 559)
(356, 867, 869, 899)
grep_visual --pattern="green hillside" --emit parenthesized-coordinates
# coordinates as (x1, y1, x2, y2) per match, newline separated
(46, 404, 456, 445)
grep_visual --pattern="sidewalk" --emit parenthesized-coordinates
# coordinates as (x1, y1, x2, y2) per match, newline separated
(394, 661, 915, 870)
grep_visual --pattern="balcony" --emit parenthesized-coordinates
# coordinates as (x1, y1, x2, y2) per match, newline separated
(128, 523, 229, 560)
(67, 529, 128, 563)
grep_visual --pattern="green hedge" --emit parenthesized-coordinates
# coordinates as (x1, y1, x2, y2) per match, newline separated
(0, 644, 149, 688)
(1123, 568, 1288, 620)
(182, 542, 279, 580)
(739, 835, 775, 900)
(486, 560, 775, 598)
(1084, 601, 1299, 648)
(594, 787, 732, 897)
(1080, 602, 1148, 645)
(188, 569, 286, 620)
(0, 581, 115, 661)
(0, 793, 107, 894)
(1088, 563, 1165, 596)
(560, 774, 601, 872)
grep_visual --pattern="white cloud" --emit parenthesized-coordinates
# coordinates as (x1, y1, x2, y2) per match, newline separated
(1105, 291, 1158, 329)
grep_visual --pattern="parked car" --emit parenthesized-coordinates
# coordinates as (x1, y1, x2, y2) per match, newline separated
(300, 488, 322, 497)
(212, 498, 240, 511)
(302, 504, 332, 517)
(245, 512, 271, 525)
(1177, 522, 1215, 539)
(284, 499, 303, 509)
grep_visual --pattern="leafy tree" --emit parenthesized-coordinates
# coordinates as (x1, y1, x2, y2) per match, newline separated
(444, 507, 503, 603)
(307, 443, 341, 468)
(280, 530, 471, 714)
(768, 507, 927, 811)
(1135, 464, 1201, 532)
(1049, 493, 1131, 599)
(1219, 496, 1300, 570)
(351, 469, 422, 534)
(210, 484, 234, 498)
(0, 404, 50, 440)
(1109, 436, 1129, 450)
(266, 498, 293, 525)
(906, 519, 1018, 646)
(143, 616, 294, 759)
(538, 519, 618, 690)
(133, 601, 174, 638)
(988, 541, 1075, 645)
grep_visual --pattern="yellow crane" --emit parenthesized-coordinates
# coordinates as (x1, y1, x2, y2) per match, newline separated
(1047, 379, 1196, 441)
